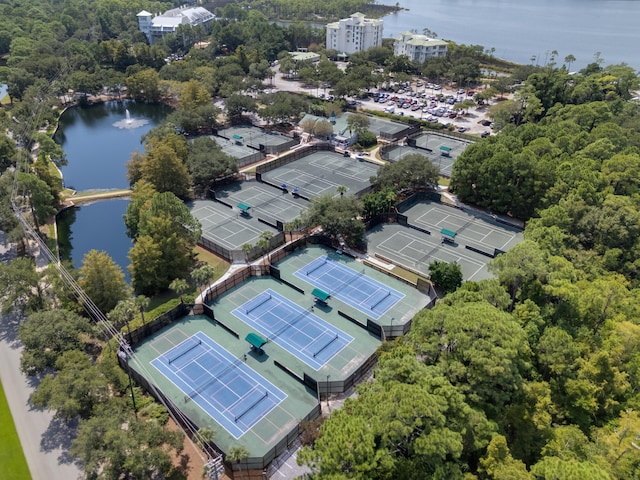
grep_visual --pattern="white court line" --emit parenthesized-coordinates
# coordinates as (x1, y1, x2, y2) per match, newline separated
(377, 231, 485, 273)
(151, 332, 285, 439)
(251, 295, 349, 369)
(228, 185, 304, 210)
(414, 206, 516, 242)
(270, 168, 340, 191)
(307, 157, 377, 182)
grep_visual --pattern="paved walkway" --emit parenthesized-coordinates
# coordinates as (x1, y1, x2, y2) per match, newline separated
(0, 234, 82, 480)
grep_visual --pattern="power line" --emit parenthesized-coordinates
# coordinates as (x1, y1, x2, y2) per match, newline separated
(8, 67, 219, 464)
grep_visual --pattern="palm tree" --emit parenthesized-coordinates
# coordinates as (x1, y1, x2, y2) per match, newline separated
(191, 265, 216, 295)
(241, 243, 253, 263)
(257, 231, 274, 253)
(169, 278, 190, 304)
(564, 54, 576, 71)
(134, 295, 150, 325)
(108, 298, 137, 330)
(337, 185, 347, 197)
(195, 426, 216, 450)
(227, 445, 250, 479)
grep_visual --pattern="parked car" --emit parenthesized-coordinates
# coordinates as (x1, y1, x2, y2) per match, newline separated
(481, 131, 490, 138)
(458, 89, 466, 94)
(458, 127, 468, 133)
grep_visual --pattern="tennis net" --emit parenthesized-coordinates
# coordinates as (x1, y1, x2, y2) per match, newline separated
(306, 258, 328, 276)
(184, 357, 244, 402)
(246, 293, 272, 314)
(234, 391, 269, 423)
(167, 338, 202, 364)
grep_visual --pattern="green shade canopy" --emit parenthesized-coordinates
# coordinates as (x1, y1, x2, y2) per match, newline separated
(237, 202, 251, 212)
(312, 288, 330, 302)
(245, 333, 267, 350)
(439, 145, 452, 152)
(232, 134, 243, 140)
(440, 228, 457, 238)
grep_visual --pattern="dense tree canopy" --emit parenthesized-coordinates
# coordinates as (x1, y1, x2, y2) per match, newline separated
(126, 190, 201, 295)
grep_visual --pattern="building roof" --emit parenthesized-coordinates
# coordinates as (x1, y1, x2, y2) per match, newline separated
(137, 10, 152, 17)
(327, 12, 382, 28)
(149, 6, 215, 28)
(397, 33, 448, 47)
(290, 51, 320, 62)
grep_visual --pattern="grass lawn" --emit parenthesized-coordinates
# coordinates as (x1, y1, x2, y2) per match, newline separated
(0, 380, 32, 480)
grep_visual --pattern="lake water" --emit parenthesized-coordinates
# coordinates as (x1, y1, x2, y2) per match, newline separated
(55, 101, 170, 276)
(57, 198, 132, 280)
(55, 100, 170, 191)
(381, 0, 640, 70)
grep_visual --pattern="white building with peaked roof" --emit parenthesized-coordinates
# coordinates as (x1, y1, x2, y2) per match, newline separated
(137, 6, 215, 44)
(325, 12, 383, 56)
(393, 32, 448, 63)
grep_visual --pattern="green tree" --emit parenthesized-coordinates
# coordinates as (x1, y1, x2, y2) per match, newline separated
(187, 137, 238, 195)
(530, 456, 610, 479)
(488, 241, 548, 310)
(191, 265, 216, 295)
(313, 119, 334, 138)
(371, 153, 440, 191)
(128, 192, 201, 295)
(125, 68, 161, 103)
(428, 260, 463, 294)
(409, 301, 531, 417)
(479, 435, 534, 480)
(346, 113, 370, 135)
(108, 298, 138, 331)
(225, 93, 258, 119)
(18, 309, 99, 376)
(169, 278, 190, 304)
(77, 250, 131, 314)
(70, 403, 183, 480)
(256, 230, 274, 253)
(0, 257, 47, 314)
(16, 172, 57, 227)
(302, 194, 365, 248)
(227, 445, 250, 479)
(31, 350, 110, 420)
(179, 79, 210, 110)
(138, 141, 190, 197)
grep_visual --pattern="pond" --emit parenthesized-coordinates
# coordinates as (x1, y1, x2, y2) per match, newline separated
(57, 198, 132, 281)
(55, 100, 171, 191)
(55, 101, 170, 277)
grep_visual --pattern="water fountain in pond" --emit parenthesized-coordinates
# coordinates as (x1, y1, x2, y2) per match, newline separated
(113, 108, 149, 129)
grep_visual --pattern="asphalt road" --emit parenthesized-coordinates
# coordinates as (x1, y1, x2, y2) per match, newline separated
(0, 233, 82, 480)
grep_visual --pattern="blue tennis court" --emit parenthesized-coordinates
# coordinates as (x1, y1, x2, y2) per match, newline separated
(294, 256, 404, 319)
(151, 331, 286, 439)
(232, 289, 353, 370)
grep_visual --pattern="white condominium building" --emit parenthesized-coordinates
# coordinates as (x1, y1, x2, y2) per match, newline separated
(325, 12, 383, 55)
(394, 32, 448, 62)
(137, 7, 215, 44)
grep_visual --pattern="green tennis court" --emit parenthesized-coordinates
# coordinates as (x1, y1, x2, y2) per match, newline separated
(401, 200, 523, 252)
(261, 151, 379, 198)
